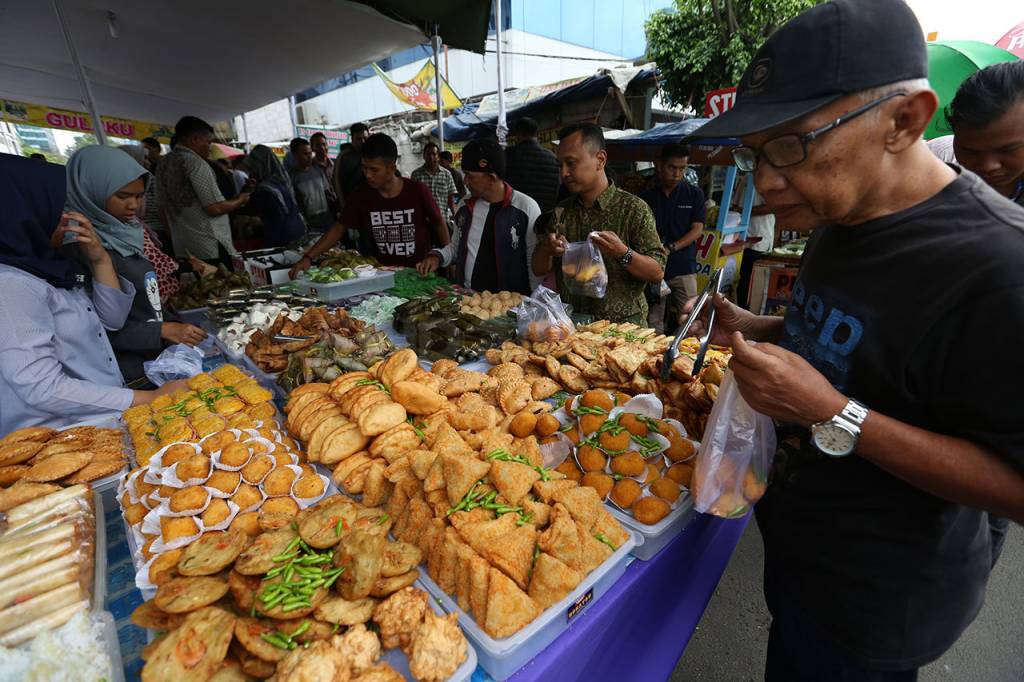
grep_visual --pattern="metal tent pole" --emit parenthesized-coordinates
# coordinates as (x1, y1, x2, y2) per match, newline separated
(494, 0, 507, 146)
(433, 27, 445, 151)
(52, 0, 107, 144)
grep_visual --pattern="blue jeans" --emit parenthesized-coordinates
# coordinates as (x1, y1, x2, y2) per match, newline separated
(989, 514, 1010, 568)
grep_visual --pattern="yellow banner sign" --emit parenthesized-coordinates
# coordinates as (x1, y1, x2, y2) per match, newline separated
(373, 61, 462, 111)
(1, 99, 174, 142)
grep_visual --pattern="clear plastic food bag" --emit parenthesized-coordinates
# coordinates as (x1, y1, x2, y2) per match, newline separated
(143, 343, 204, 386)
(561, 237, 608, 298)
(691, 368, 776, 518)
(516, 285, 574, 342)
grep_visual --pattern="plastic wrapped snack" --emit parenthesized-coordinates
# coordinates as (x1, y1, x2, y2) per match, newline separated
(561, 237, 608, 298)
(516, 285, 574, 342)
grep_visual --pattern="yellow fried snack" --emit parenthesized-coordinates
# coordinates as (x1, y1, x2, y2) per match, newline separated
(176, 454, 212, 482)
(162, 443, 197, 467)
(236, 383, 273, 406)
(22, 450, 92, 482)
(262, 466, 297, 497)
(219, 442, 252, 468)
(230, 483, 263, 511)
(211, 364, 247, 384)
(169, 486, 210, 514)
(261, 497, 299, 517)
(240, 454, 274, 485)
(202, 430, 238, 455)
(149, 548, 184, 585)
(161, 516, 200, 545)
(214, 396, 246, 416)
(206, 470, 242, 496)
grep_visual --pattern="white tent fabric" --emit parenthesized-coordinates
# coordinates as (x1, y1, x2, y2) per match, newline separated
(0, 0, 427, 125)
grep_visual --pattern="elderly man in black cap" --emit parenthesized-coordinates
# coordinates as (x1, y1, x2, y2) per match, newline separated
(416, 139, 540, 294)
(685, 0, 1024, 679)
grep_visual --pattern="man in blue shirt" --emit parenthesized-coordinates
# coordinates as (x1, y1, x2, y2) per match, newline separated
(639, 144, 706, 333)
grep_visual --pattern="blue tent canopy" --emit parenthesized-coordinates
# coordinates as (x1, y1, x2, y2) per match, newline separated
(605, 118, 739, 163)
(436, 69, 658, 142)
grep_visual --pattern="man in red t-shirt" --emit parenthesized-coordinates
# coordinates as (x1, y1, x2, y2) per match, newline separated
(289, 134, 448, 274)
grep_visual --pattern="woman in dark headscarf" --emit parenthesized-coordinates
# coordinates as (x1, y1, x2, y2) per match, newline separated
(0, 153, 187, 434)
(246, 145, 307, 247)
(67, 145, 206, 384)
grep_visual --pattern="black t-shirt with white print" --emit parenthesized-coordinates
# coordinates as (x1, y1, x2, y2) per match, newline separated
(759, 169, 1024, 670)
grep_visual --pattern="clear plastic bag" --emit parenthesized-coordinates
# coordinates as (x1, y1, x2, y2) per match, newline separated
(561, 237, 608, 298)
(691, 368, 776, 518)
(144, 343, 204, 386)
(516, 285, 575, 342)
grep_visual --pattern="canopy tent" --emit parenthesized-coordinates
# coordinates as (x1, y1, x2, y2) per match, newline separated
(437, 68, 659, 143)
(0, 1, 440, 137)
(607, 118, 739, 165)
(355, 0, 491, 54)
(924, 40, 1018, 139)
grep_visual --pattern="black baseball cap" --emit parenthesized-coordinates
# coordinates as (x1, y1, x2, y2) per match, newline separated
(461, 139, 506, 178)
(689, 0, 928, 140)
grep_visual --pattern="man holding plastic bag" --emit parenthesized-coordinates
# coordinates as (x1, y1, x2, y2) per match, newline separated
(686, 0, 1024, 680)
(532, 123, 665, 324)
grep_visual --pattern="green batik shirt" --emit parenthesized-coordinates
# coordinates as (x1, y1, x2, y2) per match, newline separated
(542, 182, 666, 325)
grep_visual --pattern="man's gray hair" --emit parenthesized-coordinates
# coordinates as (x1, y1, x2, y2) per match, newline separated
(858, 78, 932, 120)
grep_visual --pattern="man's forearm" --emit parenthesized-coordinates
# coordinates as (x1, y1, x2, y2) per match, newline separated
(858, 411, 1024, 524)
(625, 253, 663, 284)
(431, 220, 450, 248)
(305, 223, 345, 260)
(673, 223, 704, 250)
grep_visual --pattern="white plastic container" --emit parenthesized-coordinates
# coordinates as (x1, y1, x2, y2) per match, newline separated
(608, 494, 696, 560)
(293, 270, 396, 302)
(416, 531, 638, 681)
(92, 489, 108, 612)
(97, 610, 126, 682)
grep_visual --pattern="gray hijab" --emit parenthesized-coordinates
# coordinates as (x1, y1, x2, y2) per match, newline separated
(66, 145, 149, 257)
(248, 145, 296, 209)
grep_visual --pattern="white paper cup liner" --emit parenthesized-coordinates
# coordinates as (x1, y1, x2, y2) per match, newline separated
(291, 473, 331, 509)
(123, 468, 147, 505)
(201, 500, 241, 531)
(540, 433, 574, 469)
(608, 393, 663, 420)
(161, 460, 213, 487)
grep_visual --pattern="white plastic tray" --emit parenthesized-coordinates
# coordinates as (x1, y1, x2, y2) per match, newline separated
(416, 530, 638, 681)
(607, 494, 696, 561)
(93, 488, 107, 612)
(97, 609, 126, 682)
(293, 270, 396, 302)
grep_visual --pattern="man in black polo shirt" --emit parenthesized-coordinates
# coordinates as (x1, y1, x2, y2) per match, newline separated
(689, 0, 1024, 679)
(639, 144, 705, 333)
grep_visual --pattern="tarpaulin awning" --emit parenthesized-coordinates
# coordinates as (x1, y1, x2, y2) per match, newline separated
(606, 118, 739, 163)
(438, 68, 659, 143)
(0, 1, 428, 127)
(353, 0, 492, 54)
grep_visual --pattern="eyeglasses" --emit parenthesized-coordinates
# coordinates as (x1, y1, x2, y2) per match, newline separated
(731, 92, 907, 172)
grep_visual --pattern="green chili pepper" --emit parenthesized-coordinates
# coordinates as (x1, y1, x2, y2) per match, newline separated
(594, 532, 617, 552)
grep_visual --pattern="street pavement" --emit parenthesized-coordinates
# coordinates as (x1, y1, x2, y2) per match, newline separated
(671, 520, 1023, 681)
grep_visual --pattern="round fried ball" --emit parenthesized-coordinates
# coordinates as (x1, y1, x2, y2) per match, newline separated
(535, 414, 560, 438)
(219, 442, 252, 468)
(162, 443, 197, 466)
(581, 472, 614, 499)
(619, 413, 649, 437)
(633, 496, 672, 524)
(554, 459, 583, 482)
(271, 451, 295, 467)
(576, 444, 607, 473)
(598, 429, 631, 453)
(293, 474, 325, 499)
(614, 392, 632, 407)
(610, 479, 643, 509)
(206, 470, 241, 496)
(230, 483, 263, 511)
(510, 412, 538, 438)
(149, 548, 183, 585)
(168, 486, 210, 514)
(176, 454, 212, 482)
(666, 462, 694, 488)
(563, 425, 581, 446)
(262, 466, 297, 497)
(261, 497, 299, 517)
(201, 430, 237, 454)
(665, 432, 696, 462)
(580, 389, 614, 412)
(650, 477, 681, 503)
(742, 468, 767, 502)
(579, 414, 604, 436)
(160, 516, 199, 544)
(610, 451, 645, 477)
(230, 511, 261, 536)
(241, 454, 274, 484)
(642, 462, 661, 485)
(201, 498, 231, 527)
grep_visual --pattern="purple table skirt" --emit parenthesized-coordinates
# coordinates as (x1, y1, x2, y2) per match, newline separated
(507, 512, 750, 682)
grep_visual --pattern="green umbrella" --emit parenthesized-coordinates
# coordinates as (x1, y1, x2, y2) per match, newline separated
(925, 41, 1019, 139)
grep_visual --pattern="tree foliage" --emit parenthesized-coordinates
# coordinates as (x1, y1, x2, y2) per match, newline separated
(20, 141, 67, 164)
(646, 0, 824, 109)
(63, 133, 98, 157)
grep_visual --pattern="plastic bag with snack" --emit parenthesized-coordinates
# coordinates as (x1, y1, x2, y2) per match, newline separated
(561, 237, 608, 298)
(516, 285, 574, 342)
(690, 369, 776, 518)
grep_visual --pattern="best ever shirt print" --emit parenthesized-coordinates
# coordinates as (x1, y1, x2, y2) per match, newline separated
(369, 208, 418, 257)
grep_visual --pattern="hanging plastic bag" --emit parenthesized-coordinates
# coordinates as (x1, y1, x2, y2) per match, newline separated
(143, 344, 204, 386)
(561, 236, 608, 298)
(691, 368, 776, 518)
(516, 285, 574, 342)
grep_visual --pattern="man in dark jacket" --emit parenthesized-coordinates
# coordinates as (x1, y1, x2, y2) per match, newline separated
(416, 139, 540, 294)
(504, 117, 560, 213)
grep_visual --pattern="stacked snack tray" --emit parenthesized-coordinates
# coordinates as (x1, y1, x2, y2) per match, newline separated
(293, 270, 397, 302)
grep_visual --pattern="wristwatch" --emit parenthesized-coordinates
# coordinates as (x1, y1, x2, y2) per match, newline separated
(619, 248, 634, 266)
(811, 399, 868, 457)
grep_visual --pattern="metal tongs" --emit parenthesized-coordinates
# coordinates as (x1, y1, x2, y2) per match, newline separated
(661, 268, 724, 381)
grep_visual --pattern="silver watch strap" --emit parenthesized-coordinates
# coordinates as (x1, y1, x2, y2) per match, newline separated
(836, 399, 868, 430)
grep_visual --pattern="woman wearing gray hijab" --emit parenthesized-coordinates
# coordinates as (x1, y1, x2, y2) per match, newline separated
(246, 145, 307, 247)
(66, 145, 206, 384)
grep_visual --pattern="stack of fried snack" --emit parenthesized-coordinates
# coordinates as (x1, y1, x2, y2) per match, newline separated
(545, 389, 698, 526)
(0, 426, 128, 510)
(134, 494, 469, 682)
(245, 307, 368, 374)
(0, 485, 96, 647)
(123, 364, 280, 466)
(458, 290, 523, 320)
(486, 322, 731, 440)
(286, 352, 632, 639)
